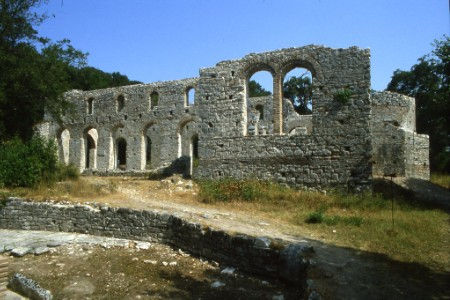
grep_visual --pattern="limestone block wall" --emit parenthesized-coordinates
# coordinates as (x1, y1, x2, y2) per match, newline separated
(42, 78, 200, 172)
(405, 132, 430, 179)
(194, 46, 373, 189)
(370, 92, 429, 179)
(0, 198, 311, 285)
(35, 45, 429, 189)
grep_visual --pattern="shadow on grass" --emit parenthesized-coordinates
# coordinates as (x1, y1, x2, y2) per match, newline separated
(305, 238, 450, 300)
(373, 178, 450, 212)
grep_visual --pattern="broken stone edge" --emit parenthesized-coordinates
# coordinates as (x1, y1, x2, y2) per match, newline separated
(8, 273, 53, 300)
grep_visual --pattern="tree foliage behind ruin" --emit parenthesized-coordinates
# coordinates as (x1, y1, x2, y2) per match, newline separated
(0, 0, 140, 141)
(387, 35, 449, 172)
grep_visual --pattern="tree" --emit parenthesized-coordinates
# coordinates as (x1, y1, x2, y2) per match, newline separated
(0, 0, 87, 139)
(387, 36, 449, 172)
(68, 66, 141, 91)
(0, 0, 140, 140)
(248, 80, 271, 97)
(283, 75, 312, 114)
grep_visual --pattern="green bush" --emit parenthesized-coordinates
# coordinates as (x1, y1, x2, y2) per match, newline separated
(333, 88, 353, 105)
(305, 211, 324, 223)
(55, 163, 80, 181)
(0, 136, 77, 187)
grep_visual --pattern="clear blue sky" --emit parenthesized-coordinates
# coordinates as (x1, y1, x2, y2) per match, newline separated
(36, 0, 448, 91)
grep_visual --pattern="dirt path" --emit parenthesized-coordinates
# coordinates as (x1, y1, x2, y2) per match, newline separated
(2, 230, 299, 299)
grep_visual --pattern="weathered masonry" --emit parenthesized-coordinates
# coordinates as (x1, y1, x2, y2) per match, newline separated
(36, 45, 429, 189)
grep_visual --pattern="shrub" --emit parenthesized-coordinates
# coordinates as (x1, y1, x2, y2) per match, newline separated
(0, 136, 73, 187)
(333, 88, 353, 105)
(305, 211, 324, 223)
(55, 163, 80, 181)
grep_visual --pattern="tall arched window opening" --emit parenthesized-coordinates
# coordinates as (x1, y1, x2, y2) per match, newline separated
(150, 91, 159, 109)
(246, 70, 273, 135)
(58, 129, 70, 165)
(282, 67, 313, 115)
(84, 128, 98, 170)
(116, 138, 127, 170)
(117, 95, 125, 112)
(255, 104, 264, 120)
(87, 98, 94, 115)
(146, 136, 152, 168)
(185, 87, 195, 106)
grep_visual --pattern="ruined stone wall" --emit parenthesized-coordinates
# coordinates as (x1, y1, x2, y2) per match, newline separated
(0, 198, 310, 284)
(194, 46, 372, 189)
(247, 96, 310, 135)
(35, 45, 429, 189)
(370, 91, 429, 180)
(42, 78, 199, 172)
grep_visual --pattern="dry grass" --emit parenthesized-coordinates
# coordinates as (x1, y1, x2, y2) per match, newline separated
(2, 176, 449, 274)
(197, 179, 450, 272)
(0, 177, 117, 202)
(431, 172, 450, 189)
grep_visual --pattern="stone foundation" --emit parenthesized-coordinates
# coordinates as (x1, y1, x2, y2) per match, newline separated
(0, 198, 311, 285)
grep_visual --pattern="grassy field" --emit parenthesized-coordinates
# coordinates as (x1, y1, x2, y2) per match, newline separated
(197, 178, 450, 272)
(1, 175, 449, 274)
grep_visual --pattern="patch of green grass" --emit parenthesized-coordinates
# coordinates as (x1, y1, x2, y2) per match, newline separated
(431, 173, 450, 189)
(197, 178, 268, 203)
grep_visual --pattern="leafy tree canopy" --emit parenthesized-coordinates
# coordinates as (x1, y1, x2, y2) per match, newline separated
(248, 80, 271, 97)
(387, 35, 449, 172)
(0, 0, 140, 140)
(68, 67, 141, 91)
(283, 75, 312, 115)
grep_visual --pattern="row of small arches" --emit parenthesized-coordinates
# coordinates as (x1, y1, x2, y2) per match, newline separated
(58, 122, 199, 173)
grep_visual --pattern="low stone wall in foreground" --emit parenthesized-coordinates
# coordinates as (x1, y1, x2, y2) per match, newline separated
(0, 198, 312, 286)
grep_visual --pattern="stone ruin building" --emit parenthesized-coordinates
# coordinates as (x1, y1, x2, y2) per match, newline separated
(36, 45, 430, 190)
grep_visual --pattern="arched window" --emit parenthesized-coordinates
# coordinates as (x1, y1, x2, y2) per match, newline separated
(190, 134, 199, 175)
(116, 138, 127, 170)
(146, 136, 152, 168)
(185, 87, 195, 106)
(246, 70, 273, 135)
(282, 67, 313, 115)
(58, 129, 70, 165)
(247, 71, 272, 98)
(87, 98, 94, 115)
(84, 128, 98, 170)
(117, 95, 125, 112)
(192, 134, 199, 159)
(255, 104, 264, 120)
(150, 91, 159, 109)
